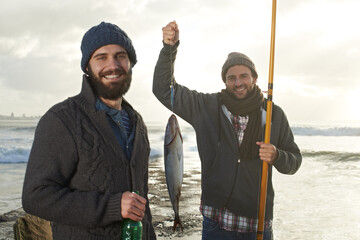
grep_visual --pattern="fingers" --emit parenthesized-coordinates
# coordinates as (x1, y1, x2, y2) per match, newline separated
(256, 142, 278, 164)
(121, 192, 147, 221)
(162, 20, 179, 45)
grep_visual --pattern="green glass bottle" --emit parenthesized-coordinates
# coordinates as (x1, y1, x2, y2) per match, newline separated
(121, 191, 143, 240)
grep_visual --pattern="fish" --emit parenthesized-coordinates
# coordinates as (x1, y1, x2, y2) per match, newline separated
(164, 114, 184, 232)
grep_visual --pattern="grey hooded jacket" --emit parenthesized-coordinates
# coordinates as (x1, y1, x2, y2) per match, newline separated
(153, 42, 302, 220)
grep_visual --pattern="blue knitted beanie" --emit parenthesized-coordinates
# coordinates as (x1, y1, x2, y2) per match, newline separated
(80, 22, 137, 73)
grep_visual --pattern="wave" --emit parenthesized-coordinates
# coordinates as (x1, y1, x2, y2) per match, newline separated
(292, 126, 360, 136)
(0, 147, 30, 163)
(4, 121, 360, 137)
(12, 127, 37, 132)
(1, 147, 359, 164)
(0, 126, 36, 133)
(301, 150, 360, 162)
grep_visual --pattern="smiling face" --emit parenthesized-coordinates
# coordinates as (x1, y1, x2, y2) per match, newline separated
(86, 44, 132, 100)
(225, 65, 257, 99)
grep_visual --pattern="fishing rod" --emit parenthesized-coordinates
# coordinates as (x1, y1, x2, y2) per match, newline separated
(256, 0, 277, 239)
(169, 45, 175, 112)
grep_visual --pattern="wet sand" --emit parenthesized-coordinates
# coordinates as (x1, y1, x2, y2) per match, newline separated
(148, 157, 203, 239)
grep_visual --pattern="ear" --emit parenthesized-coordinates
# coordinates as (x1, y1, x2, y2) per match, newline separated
(85, 64, 91, 75)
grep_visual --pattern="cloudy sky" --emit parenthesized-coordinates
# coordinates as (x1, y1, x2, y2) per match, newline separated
(0, 0, 359, 124)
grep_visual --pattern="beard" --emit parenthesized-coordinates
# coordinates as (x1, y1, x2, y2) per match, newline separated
(87, 65, 132, 100)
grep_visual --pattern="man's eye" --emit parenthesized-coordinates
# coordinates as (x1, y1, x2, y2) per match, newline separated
(117, 54, 127, 59)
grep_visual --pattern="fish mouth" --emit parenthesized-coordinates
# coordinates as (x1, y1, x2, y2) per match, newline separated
(165, 114, 183, 145)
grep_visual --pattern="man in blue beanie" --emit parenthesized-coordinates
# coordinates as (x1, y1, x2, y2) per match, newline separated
(22, 22, 157, 239)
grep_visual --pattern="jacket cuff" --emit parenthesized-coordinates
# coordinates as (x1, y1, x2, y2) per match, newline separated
(272, 148, 282, 166)
(104, 192, 122, 223)
(162, 40, 180, 54)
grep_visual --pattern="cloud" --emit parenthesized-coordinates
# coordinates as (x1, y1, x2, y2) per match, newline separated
(0, 0, 359, 121)
(276, 35, 360, 87)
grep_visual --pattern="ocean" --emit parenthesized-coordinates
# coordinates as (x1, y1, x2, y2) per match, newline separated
(0, 118, 359, 239)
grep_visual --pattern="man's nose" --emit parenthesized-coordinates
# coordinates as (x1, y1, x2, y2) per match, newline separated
(235, 78, 242, 86)
(108, 57, 120, 69)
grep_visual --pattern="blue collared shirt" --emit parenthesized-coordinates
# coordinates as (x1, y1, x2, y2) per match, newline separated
(95, 99, 135, 160)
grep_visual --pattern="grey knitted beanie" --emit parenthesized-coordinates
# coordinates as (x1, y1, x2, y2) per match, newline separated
(80, 22, 137, 73)
(221, 52, 258, 82)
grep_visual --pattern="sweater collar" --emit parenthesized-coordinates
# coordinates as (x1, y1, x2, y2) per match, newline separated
(78, 74, 97, 112)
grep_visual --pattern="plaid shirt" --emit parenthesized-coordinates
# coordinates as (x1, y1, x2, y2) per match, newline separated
(200, 114, 272, 232)
(230, 114, 249, 147)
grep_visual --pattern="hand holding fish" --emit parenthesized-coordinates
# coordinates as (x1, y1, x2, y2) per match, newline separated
(121, 191, 147, 221)
(256, 142, 279, 164)
(162, 20, 179, 46)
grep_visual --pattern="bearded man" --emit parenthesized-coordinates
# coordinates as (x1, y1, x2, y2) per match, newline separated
(153, 21, 302, 240)
(22, 22, 156, 239)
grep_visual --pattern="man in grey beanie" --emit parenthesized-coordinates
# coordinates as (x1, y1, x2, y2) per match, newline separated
(153, 21, 302, 240)
(22, 22, 156, 239)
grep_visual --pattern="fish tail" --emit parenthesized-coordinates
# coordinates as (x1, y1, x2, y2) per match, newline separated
(172, 214, 183, 232)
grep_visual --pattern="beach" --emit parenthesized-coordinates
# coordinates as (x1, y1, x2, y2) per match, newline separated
(1, 119, 360, 239)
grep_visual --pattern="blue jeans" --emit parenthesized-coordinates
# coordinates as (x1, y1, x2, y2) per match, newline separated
(202, 216, 273, 240)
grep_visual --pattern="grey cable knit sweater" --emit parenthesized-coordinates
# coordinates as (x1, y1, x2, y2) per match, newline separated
(153, 42, 302, 220)
(22, 75, 156, 240)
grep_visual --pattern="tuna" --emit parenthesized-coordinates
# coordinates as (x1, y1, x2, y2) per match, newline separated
(164, 114, 184, 232)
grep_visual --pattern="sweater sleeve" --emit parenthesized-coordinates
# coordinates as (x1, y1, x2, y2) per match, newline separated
(152, 41, 214, 126)
(272, 106, 302, 175)
(152, 41, 179, 112)
(22, 111, 122, 228)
